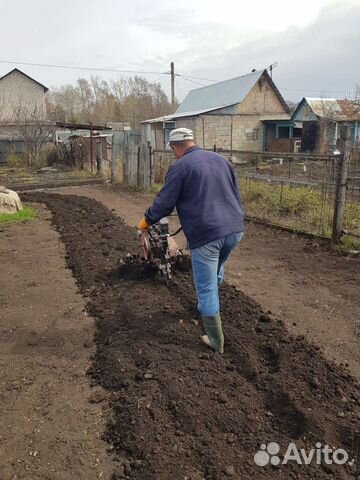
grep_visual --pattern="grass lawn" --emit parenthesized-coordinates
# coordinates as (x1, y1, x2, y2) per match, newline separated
(0, 206, 36, 224)
(239, 178, 360, 250)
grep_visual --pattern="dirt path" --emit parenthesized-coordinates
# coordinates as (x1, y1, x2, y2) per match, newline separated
(52, 185, 360, 380)
(0, 205, 113, 480)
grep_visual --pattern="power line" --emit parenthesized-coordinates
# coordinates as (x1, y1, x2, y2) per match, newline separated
(181, 73, 356, 96)
(182, 74, 356, 96)
(0, 58, 220, 83)
(1, 58, 356, 97)
(180, 73, 218, 82)
(0, 59, 164, 75)
(178, 75, 210, 87)
(279, 86, 355, 95)
(175, 76, 183, 102)
(151, 73, 170, 84)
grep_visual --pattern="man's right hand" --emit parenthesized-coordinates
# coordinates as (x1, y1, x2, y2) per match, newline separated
(138, 217, 150, 231)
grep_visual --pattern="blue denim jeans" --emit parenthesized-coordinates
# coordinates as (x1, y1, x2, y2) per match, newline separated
(191, 232, 243, 316)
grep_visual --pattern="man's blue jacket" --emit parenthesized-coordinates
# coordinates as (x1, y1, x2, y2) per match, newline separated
(145, 146, 244, 249)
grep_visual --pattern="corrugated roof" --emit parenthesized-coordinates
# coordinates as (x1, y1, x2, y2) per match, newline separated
(142, 68, 289, 124)
(141, 114, 172, 124)
(56, 122, 111, 131)
(141, 106, 228, 124)
(338, 99, 360, 121)
(304, 97, 344, 119)
(175, 70, 264, 114)
(295, 97, 360, 121)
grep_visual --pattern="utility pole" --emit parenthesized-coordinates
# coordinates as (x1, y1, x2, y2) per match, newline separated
(170, 62, 175, 106)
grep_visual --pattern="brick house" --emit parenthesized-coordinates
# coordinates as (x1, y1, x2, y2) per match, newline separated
(0, 69, 51, 164)
(141, 69, 290, 152)
(0, 68, 48, 121)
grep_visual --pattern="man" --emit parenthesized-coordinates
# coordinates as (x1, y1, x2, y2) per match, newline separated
(138, 128, 244, 353)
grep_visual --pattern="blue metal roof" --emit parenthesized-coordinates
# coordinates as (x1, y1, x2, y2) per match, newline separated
(175, 70, 264, 114)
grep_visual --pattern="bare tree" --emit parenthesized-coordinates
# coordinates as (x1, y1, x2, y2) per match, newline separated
(315, 100, 341, 154)
(46, 84, 82, 123)
(354, 85, 360, 107)
(76, 78, 94, 122)
(48, 74, 174, 129)
(14, 105, 54, 167)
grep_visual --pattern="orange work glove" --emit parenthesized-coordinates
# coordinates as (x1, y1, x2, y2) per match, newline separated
(138, 217, 150, 231)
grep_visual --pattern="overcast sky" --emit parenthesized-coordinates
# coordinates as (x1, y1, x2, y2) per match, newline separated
(0, 0, 359, 103)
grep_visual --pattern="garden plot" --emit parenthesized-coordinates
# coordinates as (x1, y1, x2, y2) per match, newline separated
(21, 192, 360, 479)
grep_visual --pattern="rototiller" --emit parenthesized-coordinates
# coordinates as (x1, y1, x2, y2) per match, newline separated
(123, 217, 183, 283)
(140, 217, 183, 282)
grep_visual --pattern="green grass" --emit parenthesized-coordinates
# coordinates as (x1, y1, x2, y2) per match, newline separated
(0, 206, 37, 224)
(67, 169, 98, 178)
(336, 235, 360, 252)
(151, 183, 162, 194)
(240, 178, 360, 239)
(14, 171, 34, 178)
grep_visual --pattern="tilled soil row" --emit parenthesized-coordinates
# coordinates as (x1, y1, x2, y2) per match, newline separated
(24, 192, 360, 480)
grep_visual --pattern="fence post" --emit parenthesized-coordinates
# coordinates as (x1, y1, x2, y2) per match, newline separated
(137, 145, 141, 188)
(90, 122, 94, 173)
(124, 144, 129, 186)
(110, 136, 116, 184)
(288, 157, 291, 178)
(149, 144, 153, 188)
(331, 127, 351, 245)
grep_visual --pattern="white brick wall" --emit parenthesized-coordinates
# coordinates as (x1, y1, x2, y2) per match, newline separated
(237, 76, 288, 115)
(0, 70, 47, 121)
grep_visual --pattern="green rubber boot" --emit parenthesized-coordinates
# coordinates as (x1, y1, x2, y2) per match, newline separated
(201, 314, 224, 353)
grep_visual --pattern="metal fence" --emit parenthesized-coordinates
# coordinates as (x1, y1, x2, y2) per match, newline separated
(149, 146, 360, 246)
(234, 154, 338, 238)
(227, 149, 359, 244)
(0, 139, 29, 165)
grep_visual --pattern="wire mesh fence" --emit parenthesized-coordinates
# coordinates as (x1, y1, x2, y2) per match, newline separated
(150, 147, 360, 246)
(227, 150, 360, 244)
(343, 173, 360, 240)
(239, 175, 336, 237)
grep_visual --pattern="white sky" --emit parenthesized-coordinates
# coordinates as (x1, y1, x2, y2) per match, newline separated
(0, 0, 359, 102)
(154, 0, 333, 31)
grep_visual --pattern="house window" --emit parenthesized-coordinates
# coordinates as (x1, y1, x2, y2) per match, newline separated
(245, 128, 259, 141)
(164, 122, 176, 147)
(293, 128, 302, 138)
(278, 126, 290, 138)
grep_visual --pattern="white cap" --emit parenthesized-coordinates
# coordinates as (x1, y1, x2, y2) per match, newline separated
(168, 128, 194, 143)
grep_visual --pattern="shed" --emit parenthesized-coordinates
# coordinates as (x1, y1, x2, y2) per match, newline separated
(292, 97, 360, 153)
